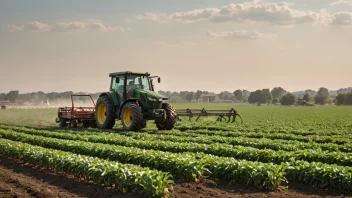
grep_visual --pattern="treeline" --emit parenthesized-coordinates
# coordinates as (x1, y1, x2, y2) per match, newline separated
(0, 91, 102, 105)
(158, 87, 352, 106)
(1, 87, 352, 106)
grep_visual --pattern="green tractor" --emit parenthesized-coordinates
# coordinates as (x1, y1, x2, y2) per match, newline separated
(95, 71, 177, 131)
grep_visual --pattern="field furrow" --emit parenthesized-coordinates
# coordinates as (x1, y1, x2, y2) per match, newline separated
(0, 130, 352, 170)
(1, 127, 352, 192)
(0, 138, 173, 198)
(1, 105, 352, 197)
(0, 129, 287, 190)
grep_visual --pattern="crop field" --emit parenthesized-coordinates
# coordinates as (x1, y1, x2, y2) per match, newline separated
(0, 103, 352, 198)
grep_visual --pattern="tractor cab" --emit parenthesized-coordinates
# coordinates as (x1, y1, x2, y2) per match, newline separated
(110, 72, 161, 102)
(95, 71, 176, 131)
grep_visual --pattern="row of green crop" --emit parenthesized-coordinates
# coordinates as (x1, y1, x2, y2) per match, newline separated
(0, 129, 286, 190)
(127, 132, 352, 152)
(140, 129, 352, 145)
(3, 124, 352, 147)
(119, 131, 352, 152)
(173, 125, 352, 136)
(9, 124, 352, 145)
(2, 129, 352, 193)
(2, 127, 352, 168)
(0, 138, 172, 197)
(3, 125, 352, 153)
(2, 127, 352, 192)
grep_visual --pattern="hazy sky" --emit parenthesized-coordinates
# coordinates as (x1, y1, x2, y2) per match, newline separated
(1, 0, 352, 94)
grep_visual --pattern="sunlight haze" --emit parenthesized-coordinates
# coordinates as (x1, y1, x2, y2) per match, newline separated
(1, 0, 351, 94)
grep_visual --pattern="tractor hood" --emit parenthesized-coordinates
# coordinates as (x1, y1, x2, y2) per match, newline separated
(135, 88, 165, 99)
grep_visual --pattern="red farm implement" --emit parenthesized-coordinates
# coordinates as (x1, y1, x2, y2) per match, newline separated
(55, 95, 97, 128)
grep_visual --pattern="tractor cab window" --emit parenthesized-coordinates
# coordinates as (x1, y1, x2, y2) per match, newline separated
(126, 75, 151, 91)
(112, 76, 125, 99)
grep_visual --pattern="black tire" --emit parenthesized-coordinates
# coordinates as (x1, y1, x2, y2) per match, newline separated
(141, 119, 147, 128)
(155, 103, 176, 130)
(120, 102, 144, 131)
(59, 119, 67, 128)
(95, 95, 115, 129)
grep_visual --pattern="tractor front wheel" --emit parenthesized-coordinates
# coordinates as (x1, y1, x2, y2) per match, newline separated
(95, 95, 115, 129)
(121, 103, 144, 131)
(155, 103, 176, 130)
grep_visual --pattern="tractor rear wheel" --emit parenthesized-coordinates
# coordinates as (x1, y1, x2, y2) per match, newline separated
(95, 95, 115, 129)
(141, 119, 147, 128)
(121, 103, 144, 131)
(155, 103, 176, 130)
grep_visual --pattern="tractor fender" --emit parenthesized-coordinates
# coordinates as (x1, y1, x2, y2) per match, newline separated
(118, 98, 139, 119)
(99, 92, 113, 102)
(99, 92, 119, 106)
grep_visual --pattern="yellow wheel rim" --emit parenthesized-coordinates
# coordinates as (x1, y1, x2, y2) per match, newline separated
(97, 103, 107, 124)
(123, 108, 133, 127)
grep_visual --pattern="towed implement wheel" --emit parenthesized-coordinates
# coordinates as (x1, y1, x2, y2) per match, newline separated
(69, 120, 78, 128)
(95, 95, 115, 129)
(155, 103, 176, 130)
(59, 119, 68, 128)
(121, 103, 144, 131)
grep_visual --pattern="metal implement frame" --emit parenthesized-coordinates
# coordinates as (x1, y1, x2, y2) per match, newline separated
(175, 108, 243, 123)
(55, 94, 96, 123)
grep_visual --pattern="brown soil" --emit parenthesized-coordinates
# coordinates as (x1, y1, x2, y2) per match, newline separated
(0, 155, 351, 198)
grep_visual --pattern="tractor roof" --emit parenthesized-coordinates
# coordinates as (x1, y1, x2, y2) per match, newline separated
(109, 71, 150, 77)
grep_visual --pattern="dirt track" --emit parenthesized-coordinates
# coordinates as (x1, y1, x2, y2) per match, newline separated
(0, 155, 350, 198)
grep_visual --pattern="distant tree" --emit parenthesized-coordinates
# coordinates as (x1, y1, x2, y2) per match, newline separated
(248, 90, 264, 105)
(261, 89, 273, 103)
(233, 89, 243, 102)
(0, 93, 5, 100)
(271, 87, 286, 99)
(248, 89, 272, 105)
(195, 90, 203, 102)
(336, 91, 352, 106)
(346, 91, 352, 105)
(314, 95, 328, 105)
(158, 90, 167, 97)
(337, 87, 352, 94)
(186, 91, 195, 102)
(280, 93, 296, 106)
(317, 87, 329, 97)
(303, 93, 312, 102)
(4, 90, 19, 102)
(314, 87, 329, 105)
(218, 91, 232, 101)
(272, 98, 279, 104)
(179, 91, 189, 101)
(305, 89, 317, 97)
(242, 90, 250, 97)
